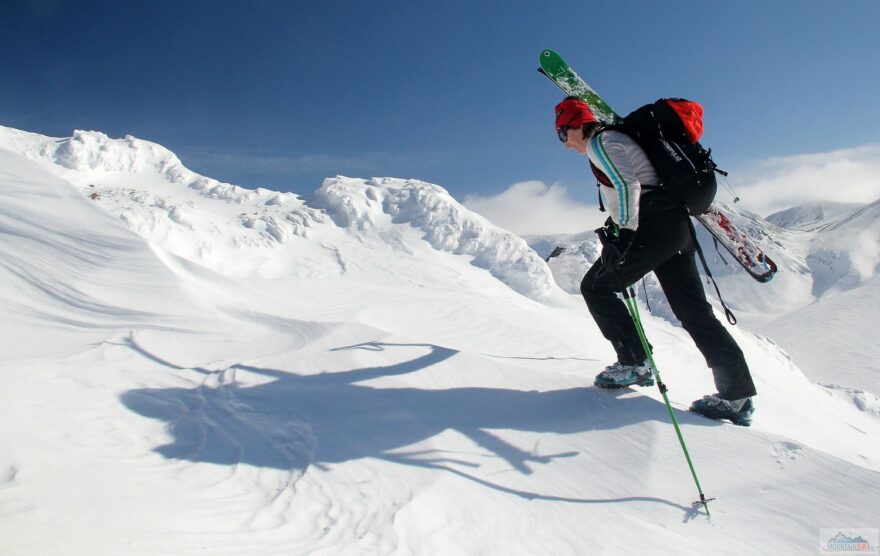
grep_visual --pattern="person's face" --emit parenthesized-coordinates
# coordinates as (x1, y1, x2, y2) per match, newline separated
(560, 126, 588, 154)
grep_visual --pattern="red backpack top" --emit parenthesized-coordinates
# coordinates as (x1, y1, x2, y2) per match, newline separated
(664, 99, 704, 143)
(590, 97, 721, 216)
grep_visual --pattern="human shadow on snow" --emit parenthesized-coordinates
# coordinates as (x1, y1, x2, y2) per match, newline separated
(120, 339, 719, 514)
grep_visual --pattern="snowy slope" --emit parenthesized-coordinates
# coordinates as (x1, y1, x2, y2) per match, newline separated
(801, 198, 880, 296)
(766, 200, 864, 230)
(0, 148, 216, 361)
(535, 197, 880, 395)
(0, 127, 554, 300)
(758, 199, 880, 394)
(532, 202, 815, 325)
(762, 275, 880, 396)
(1, 126, 879, 555)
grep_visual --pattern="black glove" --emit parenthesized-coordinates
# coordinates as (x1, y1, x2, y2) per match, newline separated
(596, 226, 635, 273)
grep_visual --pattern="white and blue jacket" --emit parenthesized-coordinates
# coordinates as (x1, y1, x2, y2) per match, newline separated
(587, 129, 659, 232)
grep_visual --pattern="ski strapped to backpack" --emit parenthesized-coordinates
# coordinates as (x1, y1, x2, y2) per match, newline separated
(589, 98, 726, 217)
(539, 49, 777, 287)
(589, 99, 741, 323)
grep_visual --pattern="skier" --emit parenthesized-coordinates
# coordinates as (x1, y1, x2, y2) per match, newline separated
(554, 96, 757, 426)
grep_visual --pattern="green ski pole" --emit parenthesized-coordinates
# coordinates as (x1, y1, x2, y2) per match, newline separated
(622, 286, 714, 516)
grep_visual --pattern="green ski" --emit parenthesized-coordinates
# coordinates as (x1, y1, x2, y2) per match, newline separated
(540, 48, 714, 514)
(538, 49, 619, 125)
(538, 48, 778, 283)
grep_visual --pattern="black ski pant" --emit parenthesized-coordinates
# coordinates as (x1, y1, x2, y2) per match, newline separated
(580, 198, 757, 401)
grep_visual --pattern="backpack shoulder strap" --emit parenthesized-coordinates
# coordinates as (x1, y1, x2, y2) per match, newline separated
(590, 159, 612, 187)
(598, 122, 629, 136)
(686, 217, 737, 325)
(588, 129, 612, 212)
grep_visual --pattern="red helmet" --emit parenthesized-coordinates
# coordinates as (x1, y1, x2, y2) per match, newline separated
(555, 97, 596, 129)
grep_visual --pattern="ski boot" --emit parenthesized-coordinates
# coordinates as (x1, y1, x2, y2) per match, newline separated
(594, 361, 654, 389)
(689, 394, 754, 426)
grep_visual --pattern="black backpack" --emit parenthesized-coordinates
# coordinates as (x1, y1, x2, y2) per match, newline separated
(590, 98, 725, 216)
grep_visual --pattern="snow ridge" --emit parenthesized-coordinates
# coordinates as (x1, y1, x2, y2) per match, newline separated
(3, 124, 880, 555)
(314, 176, 555, 299)
(0, 126, 555, 299)
(766, 200, 864, 230)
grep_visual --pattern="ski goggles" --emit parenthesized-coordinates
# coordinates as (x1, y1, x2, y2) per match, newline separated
(556, 126, 571, 142)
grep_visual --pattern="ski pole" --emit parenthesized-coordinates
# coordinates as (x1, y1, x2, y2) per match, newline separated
(622, 286, 714, 516)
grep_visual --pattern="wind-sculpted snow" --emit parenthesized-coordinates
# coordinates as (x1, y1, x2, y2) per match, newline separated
(315, 177, 555, 299)
(0, 127, 555, 299)
(3, 124, 880, 555)
(0, 148, 217, 360)
(3, 126, 302, 205)
(55, 130, 186, 176)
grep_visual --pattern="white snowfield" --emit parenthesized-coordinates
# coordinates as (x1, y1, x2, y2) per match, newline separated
(539, 196, 880, 395)
(0, 126, 878, 555)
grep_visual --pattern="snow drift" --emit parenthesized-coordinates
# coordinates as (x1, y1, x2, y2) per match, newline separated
(0, 126, 554, 300)
(1, 125, 879, 555)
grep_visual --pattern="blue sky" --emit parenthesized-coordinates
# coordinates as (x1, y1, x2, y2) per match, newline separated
(3, 0, 879, 210)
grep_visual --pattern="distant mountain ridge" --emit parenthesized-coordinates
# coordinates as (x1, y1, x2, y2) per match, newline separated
(767, 201, 864, 230)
